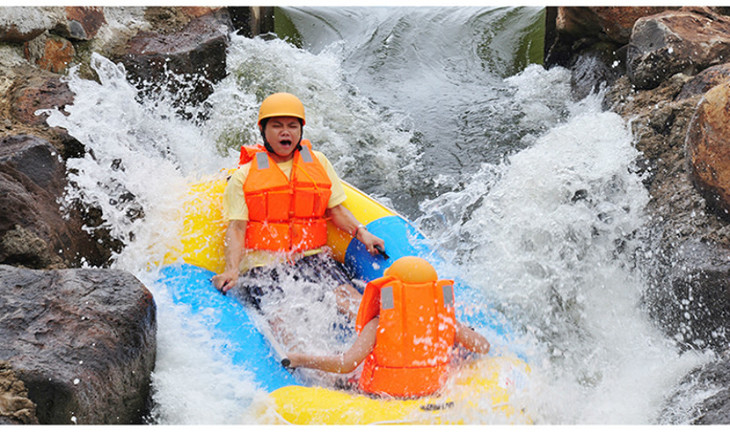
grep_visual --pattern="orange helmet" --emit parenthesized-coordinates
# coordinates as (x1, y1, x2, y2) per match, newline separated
(258, 92, 306, 126)
(384, 256, 438, 283)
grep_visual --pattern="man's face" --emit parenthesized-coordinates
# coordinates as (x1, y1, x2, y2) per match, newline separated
(263, 116, 302, 161)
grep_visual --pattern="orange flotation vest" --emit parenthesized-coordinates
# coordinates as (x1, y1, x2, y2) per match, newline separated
(239, 140, 332, 253)
(355, 268, 457, 398)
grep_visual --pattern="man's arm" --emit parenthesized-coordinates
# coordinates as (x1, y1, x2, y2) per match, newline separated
(211, 219, 247, 293)
(286, 318, 378, 373)
(327, 204, 385, 255)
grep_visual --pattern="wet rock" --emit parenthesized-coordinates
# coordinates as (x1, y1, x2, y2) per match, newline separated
(143, 6, 214, 34)
(545, 6, 674, 68)
(116, 8, 233, 109)
(56, 6, 106, 41)
(0, 135, 66, 268)
(0, 224, 54, 270)
(677, 63, 730, 100)
(0, 135, 109, 268)
(605, 74, 696, 185)
(180, 6, 224, 20)
(10, 74, 74, 127)
(2, 67, 86, 160)
(0, 24, 46, 45)
(0, 265, 156, 424)
(569, 42, 625, 100)
(560, 6, 673, 45)
(546, 7, 674, 98)
(644, 238, 730, 352)
(660, 353, 730, 424)
(0, 362, 38, 424)
(628, 7, 730, 90)
(0, 7, 62, 43)
(686, 81, 730, 219)
(228, 6, 275, 37)
(23, 33, 76, 74)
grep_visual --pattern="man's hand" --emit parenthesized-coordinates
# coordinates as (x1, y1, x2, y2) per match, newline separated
(212, 269, 239, 294)
(359, 229, 385, 256)
(327, 204, 386, 256)
(213, 220, 247, 294)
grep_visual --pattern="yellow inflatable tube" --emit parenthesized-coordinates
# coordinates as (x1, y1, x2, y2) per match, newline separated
(257, 356, 531, 424)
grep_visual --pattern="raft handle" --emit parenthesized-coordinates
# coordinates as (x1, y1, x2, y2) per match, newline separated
(281, 358, 295, 372)
(419, 401, 455, 412)
(375, 244, 390, 260)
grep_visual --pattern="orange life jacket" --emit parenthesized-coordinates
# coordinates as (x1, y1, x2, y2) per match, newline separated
(239, 140, 332, 253)
(355, 274, 457, 398)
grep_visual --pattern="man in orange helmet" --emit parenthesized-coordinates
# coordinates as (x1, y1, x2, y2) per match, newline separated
(284, 256, 490, 398)
(212, 92, 385, 346)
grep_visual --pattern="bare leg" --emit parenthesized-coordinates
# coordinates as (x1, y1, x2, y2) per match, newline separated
(266, 307, 304, 352)
(264, 282, 362, 351)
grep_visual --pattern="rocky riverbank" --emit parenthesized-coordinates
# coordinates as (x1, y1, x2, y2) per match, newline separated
(2, 4, 730, 425)
(0, 6, 265, 424)
(547, 6, 730, 423)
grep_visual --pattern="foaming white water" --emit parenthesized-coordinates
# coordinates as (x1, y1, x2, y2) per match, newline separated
(143, 276, 265, 424)
(206, 33, 417, 191)
(45, 54, 228, 271)
(416, 66, 709, 423)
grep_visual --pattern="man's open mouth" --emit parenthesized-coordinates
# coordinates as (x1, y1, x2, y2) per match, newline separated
(280, 139, 292, 146)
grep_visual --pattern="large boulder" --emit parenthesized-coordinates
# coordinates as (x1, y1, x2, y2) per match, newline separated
(0, 7, 62, 43)
(628, 7, 730, 90)
(545, 7, 676, 99)
(677, 62, 730, 100)
(116, 8, 233, 109)
(0, 7, 104, 45)
(10, 73, 74, 128)
(660, 353, 730, 424)
(23, 33, 76, 74)
(0, 135, 109, 268)
(557, 6, 673, 45)
(0, 265, 156, 424)
(55, 6, 106, 41)
(643, 238, 730, 352)
(545, 6, 674, 68)
(686, 80, 730, 219)
(7, 68, 86, 161)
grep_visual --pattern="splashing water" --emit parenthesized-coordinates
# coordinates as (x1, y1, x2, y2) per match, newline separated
(206, 34, 418, 200)
(414, 68, 709, 423)
(43, 7, 713, 424)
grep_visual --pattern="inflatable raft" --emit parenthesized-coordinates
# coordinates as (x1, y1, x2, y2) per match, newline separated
(157, 168, 531, 424)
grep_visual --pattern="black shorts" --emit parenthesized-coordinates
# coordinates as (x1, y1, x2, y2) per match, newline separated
(233, 252, 354, 312)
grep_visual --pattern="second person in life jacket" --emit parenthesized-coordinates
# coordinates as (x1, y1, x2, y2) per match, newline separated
(211, 92, 385, 348)
(285, 256, 491, 398)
